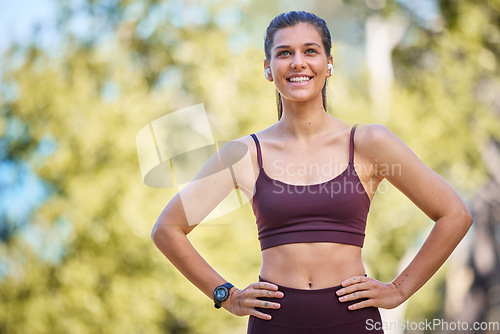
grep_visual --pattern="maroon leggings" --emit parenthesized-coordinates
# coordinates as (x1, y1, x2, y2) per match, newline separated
(247, 276, 384, 334)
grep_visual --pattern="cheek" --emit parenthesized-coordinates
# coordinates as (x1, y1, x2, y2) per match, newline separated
(271, 62, 287, 75)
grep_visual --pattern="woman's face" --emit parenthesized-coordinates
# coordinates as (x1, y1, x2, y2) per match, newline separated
(265, 23, 333, 105)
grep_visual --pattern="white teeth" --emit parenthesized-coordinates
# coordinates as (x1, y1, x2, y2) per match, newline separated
(289, 76, 311, 82)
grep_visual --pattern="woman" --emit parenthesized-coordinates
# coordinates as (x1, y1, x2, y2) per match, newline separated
(151, 11, 473, 334)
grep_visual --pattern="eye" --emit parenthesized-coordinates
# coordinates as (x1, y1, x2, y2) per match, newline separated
(278, 50, 291, 56)
(305, 49, 318, 54)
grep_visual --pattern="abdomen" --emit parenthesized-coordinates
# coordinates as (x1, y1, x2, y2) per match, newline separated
(260, 242, 365, 289)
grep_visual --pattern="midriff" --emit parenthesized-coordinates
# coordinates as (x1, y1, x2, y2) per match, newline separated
(260, 242, 365, 289)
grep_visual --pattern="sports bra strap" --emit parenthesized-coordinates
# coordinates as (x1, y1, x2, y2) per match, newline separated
(349, 124, 358, 164)
(252, 128, 357, 168)
(250, 134, 263, 168)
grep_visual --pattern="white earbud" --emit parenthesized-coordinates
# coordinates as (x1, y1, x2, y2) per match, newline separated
(328, 64, 334, 76)
(265, 68, 271, 80)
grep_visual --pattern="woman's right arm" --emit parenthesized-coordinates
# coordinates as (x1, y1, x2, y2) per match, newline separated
(151, 138, 283, 319)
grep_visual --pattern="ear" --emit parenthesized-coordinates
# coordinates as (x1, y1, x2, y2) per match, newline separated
(264, 60, 273, 82)
(326, 55, 334, 78)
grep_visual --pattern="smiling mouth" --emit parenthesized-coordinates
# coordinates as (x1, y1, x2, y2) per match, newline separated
(287, 76, 313, 83)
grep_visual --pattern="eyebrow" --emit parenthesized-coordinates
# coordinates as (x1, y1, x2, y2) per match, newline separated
(273, 42, 322, 51)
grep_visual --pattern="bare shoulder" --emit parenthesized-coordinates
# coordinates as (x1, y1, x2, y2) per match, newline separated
(216, 134, 257, 157)
(219, 122, 280, 159)
(227, 134, 258, 161)
(232, 133, 257, 146)
(354, 123, 408, 159)
(229, 124, 278, 152)
(355, 124, 399, 147)
(354, 123, 471, 223)
(352, 123, 419, 182)
(221, 134, 262, 196)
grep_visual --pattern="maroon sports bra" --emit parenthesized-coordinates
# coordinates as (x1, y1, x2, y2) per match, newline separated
(250, 124, 370, 251)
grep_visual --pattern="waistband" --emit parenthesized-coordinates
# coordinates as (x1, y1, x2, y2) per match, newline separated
(258, 274, 367, 294)
(254, 273, 379, 329)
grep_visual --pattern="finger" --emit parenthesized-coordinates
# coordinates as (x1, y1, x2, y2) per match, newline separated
(338, 290, 369, 302)
(255, 289, 284, 298)
(254, 300, 281, 309)
(341, 275, 368, 287)
(251, 309, 273, 320)
(347, 299, 374, 311)
(336, 282, 370, 296)
(254, 282, 279, 291)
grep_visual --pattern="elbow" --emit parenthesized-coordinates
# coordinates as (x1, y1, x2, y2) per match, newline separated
(151, 221, 184, 253)
(151, 211, 172, 245)
(151, 222, 169, 248)
(454, 207, 474, 233)
(438, 205, 473, 234)
(151, 224, 159, 244)
(464, 208, 474, 229)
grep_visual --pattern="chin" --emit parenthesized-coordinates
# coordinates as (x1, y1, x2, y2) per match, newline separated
(281, 92, 320, 103)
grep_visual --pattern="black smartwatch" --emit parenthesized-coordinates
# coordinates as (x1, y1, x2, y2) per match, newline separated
(213, 282, 234, 309)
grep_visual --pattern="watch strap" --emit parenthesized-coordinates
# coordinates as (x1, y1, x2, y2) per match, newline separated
(213, 282, 234, 309)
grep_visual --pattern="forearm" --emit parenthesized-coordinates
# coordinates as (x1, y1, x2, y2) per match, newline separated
(152, 226, 230, 301)
(392, 211, 473, 301)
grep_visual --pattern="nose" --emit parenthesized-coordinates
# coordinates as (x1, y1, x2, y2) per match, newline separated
(291, 53, 306, 70)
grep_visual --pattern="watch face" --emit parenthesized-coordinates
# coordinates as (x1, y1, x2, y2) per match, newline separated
(215, 287, 228, 301)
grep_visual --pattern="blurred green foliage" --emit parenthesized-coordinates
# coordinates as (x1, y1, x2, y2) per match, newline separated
(0, 0, 499, 333)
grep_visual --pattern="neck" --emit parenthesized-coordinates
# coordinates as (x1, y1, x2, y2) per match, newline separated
(277, 95, 330, 139)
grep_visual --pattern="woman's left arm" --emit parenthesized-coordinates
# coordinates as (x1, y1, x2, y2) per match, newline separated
(337, 124, 473, 310)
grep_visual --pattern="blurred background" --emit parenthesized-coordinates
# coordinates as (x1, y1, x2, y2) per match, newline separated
(1, 0, 500, 333)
